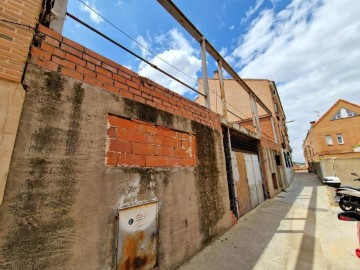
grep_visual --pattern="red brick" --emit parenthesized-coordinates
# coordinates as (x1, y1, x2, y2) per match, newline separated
(106, 151, 118, 166)
(154, 146, 174, 156)
(84, 48, 106, 63)
(182, 140, 190, 148)
(65, 53, 86, 67)
(180, 157, 196, 166)
(52, 55, 75, 70)
(61, 43, 82, 58)
(118, 70, 131, 80)
(132, 143, 154, 155)
(109, 139, 132, 153)
(84, 75, 103, 88)
(44, 35, 60, 47)
(117, 118, 138, 130)
(144, 133, 156, 144)
(146, 155, 167, 167)
(120, 90, 133, 99)
(134, 95, 145, 103)
(139, 85, 152, 95)
(103, 83, 119, 94)
(38, 24, 62, 41)
(118, 128, 146, 143)
(102, 62, 117, 73)
(175, 147, 190, 157)
(31, 56, 58, 71)
(108, 115, 121, 126)
(61, 68, 83, 81)
(127, 80, 139, 89)
(97, 74, 113, 85)
(41, 42, 65, 58)
(118, 153, 146, 167)
(114, 81, 128, 91)
(76, 65, 96, 77)
(62, 37, 84, 52)
(118, 65, 137, 77)
(107, 126, 117, 138)
(31, 46, 51, 61)
(129, 87, 141, 96)
(176, 131, 190, 140)
(132, 76, 140, 84)
(83, 54, 101, 66)
(86, 61, 96, 71)
(146, 100, 156, 107)
(166, 157, 181, 166)
(113, 73, 127, 84)
(153, 127, 175, 137)
(96, 66, 112, 77)
(155, 136, 179, 147)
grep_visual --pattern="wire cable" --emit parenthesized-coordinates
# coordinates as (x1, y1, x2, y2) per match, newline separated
(74, 1, 256, 121)
(76, 0, 253, 120)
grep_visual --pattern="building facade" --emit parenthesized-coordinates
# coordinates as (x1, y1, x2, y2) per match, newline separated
(196, 73, 294, 198)
(303, 99, 360, 183)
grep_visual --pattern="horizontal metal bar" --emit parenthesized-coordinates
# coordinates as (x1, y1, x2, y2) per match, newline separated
(66, 12, 205, 97)
(157, 0, 272, 116)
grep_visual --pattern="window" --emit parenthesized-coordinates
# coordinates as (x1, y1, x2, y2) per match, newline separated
(331, 108, 358, 120)
(325, 135, 333, 145)
(336, 134, 344, 144)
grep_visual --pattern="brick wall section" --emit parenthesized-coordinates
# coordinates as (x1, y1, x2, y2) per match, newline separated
(0, 0, 42, 82)
(31, 25, 221, 130)
(240, 116, 280, 150)
(106, 115, 196, 167)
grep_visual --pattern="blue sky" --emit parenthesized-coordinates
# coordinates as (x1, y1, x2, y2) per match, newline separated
(63, 0, 360, 162)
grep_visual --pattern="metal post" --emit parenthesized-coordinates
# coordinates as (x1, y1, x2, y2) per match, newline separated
(200, 37, 210, 109)
(49, 0, 68, 33)
(217, 60, 228, 119)
(250, 93, 261, 135)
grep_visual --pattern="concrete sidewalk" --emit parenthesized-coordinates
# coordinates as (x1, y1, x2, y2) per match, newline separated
(178, 172, 359, 270)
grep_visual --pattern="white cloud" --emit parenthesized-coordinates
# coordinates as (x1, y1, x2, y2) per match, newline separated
(135, 35, 151, 58)
(229, 25, 235, 30)
(137, 29, 201, 96)
(228, 0, 360, 161)
(79, 0, 104, 24)
(241, 0, 265, 24)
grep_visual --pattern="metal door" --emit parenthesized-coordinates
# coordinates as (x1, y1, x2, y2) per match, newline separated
(233, 151, 252, 216)
(117, 201, 158, 270)
(252, 154, 265, 205)
(244, 153, 259, 208)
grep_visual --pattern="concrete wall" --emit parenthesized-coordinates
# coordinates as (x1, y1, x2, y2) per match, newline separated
(0, 25, 232, 269)
(320, 157, 360, 188)
(0, 0, 43, 204)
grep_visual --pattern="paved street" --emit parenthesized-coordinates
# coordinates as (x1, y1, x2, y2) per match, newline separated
(179, 172, 359, 270)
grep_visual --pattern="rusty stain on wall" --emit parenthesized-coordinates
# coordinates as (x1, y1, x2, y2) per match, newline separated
(117, 202, 158, 270)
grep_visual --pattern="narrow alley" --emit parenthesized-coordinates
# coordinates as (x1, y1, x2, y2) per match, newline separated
(178, 172, 359, 270)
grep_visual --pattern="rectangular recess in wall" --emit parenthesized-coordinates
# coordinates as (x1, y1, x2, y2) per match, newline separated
(106, 115, 196, 167)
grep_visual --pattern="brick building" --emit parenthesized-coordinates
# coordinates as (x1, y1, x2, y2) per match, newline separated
(0, 2, 280, 269)
(303, 99, 360, 183)
(196, 73, 294, 198)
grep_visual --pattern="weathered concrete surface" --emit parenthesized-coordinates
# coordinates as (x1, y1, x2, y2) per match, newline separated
(0, 65, 232, 269)
(0, 79, 25, 204)
(178, 172, 359, 270)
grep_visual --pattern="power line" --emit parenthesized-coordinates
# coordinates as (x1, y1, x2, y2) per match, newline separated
(66, 12, 204, 96)
(74, 0, 254, 121)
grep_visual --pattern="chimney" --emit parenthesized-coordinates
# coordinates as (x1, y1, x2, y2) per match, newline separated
(213, 70, 219, 79)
